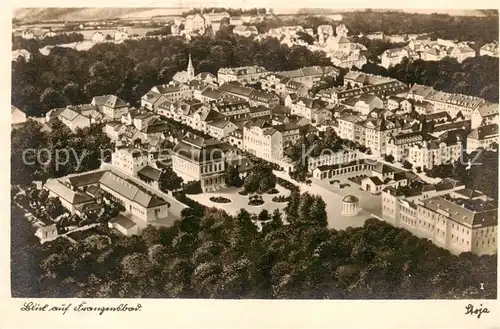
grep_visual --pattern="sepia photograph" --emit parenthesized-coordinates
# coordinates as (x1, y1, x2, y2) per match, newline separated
(8, 2, 499, 311)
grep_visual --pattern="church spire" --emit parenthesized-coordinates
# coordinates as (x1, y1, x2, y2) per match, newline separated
(187, 53, 195, 81)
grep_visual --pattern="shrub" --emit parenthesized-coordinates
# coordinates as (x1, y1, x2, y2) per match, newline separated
(272, 195, 290, 203)
(416, 166, 422, 173)
(276, 177, 299, 192)
(238, 189, 248, 196)
(184, 181, 202, 195)
(209, 196, 231, 204)
(266, 188, 279, 195)
(248, 199, 264, 206)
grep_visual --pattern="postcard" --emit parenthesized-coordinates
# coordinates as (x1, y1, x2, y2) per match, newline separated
(2, 1, 499, 328)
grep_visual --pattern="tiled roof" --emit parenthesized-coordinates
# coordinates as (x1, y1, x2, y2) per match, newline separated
(67, 171, 106, 187)
(99, 171, 168, 208)
(468, 124, 499, 140)
(137, 165, 162, 182)
(422, 196, 497, 226)
(109, 214, 137, 229)
(44, 179, 94, 205)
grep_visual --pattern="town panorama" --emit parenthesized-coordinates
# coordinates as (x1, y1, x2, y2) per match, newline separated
(11, 8, 499, 299)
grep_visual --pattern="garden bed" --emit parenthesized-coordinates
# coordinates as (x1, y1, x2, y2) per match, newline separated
(266, 188, 279, 195)
(238, 190, 249, 196)
(209, 196, 231, 204)
(248, 199, 265, 206)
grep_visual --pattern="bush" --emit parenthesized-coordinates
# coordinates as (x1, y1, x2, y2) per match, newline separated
(209, 196, 231, 204)
(248, 199, 264, 206)
(402, 160, 413, 169)
(184, 181, 202, 195)
(416, 166, 422, 173)
(272, 195, 290, 203)
(266, 188, 279, 195)
(276, 177, 300, 192)
(384, 154, 395, 163)
(238, 189, 248, 196)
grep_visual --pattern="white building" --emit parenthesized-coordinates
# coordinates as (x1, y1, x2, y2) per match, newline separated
(466, 124, 499, 153)
(171, 136, 226, 192)
(217, 66, 268, 85)
(307, 149, 359, 171)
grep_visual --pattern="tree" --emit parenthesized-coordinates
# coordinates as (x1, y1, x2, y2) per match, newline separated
(224, 165, 243, 187)
(243, 164, 276, 193)
(159, 169, 183, 192)
(296, 31, 315, 45)
(39, 87, 64, 113)
(46, 197, 65, 219)
(384, 154, 395, 163)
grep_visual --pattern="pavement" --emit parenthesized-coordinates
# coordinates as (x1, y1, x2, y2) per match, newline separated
(188, 185, 291, 216)
(273, 170, 374, 230)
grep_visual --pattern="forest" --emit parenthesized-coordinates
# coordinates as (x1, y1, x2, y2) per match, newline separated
(11, 194, 497, 299)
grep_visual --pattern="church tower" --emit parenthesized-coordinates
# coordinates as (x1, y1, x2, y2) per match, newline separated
(187, 53, 195, 81)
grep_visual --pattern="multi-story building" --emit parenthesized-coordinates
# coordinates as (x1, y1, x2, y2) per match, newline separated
(206, 120, 238, 140)
(260, 73, 309, 98)
(387, 131, 436, 161)
(466, 123, 499, 153)
(243, 119, 300, 163)
(380, 47, 410, 68)
(307, 149, 359, 171)
(290, 97, 330, 122)
(317, 79, 408, 105)
(354, 94, 384, 115)
(184, 13, 206, 33)
(171, 136, 227, 192)
(91, 94, 130, 120)
(416, 195, 497, 255)
(470, 103, 499, 129)
(57, 107, 92, 132)
(217, 66, 268, 85)
(406, 138, 462, 170)
(111, 147, 156, 176)
(274, 66, 340, 88)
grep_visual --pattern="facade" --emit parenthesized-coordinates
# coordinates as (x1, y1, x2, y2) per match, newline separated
(416, 196, 497, 255)
(91, 94, 129, 120)
(108, 214, 139, 236)
(111, 147, 156, 176)
(470, 103, 499, 129)
(308, 150, 359, 171)
(466, 124, 499, 153)
(171, 136, 226, 192)
(217, 66, 268, 85)
(407, 139, 462, 170)
(380, 47, 409, 68)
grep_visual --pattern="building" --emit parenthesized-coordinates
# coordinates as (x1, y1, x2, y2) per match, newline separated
(308, 149, 359, 171)
(172, 54, 196, 84)
(406, 138, 463, 170)
(91, 95, 130, 120)
(354, 94, 384, 115)
(184, 13, 206, 33)
(111, 147, 156, 176)
(99, 171, 170, 223)
(470, 103, 499, 129)
(217, 66, 268, 85)
(274, 66, 340, 88)
(480, 42, 499, 57)
(57, 107, 92, 132)
(92, 32, 105, 43)
(114, 28, 129, 42)
(12, 49, 31, 62)
(11, 105, 27, 125)
(416, 195, 497, 255)
(260, 73, 309, 98)
(342, 195, 360, 216)
(312, 159, 375, 180)
(171, 136, 226, 192)
(380, 47, 409, 68)
(206, 120, 238, 140)
(233, 25, 258, 37)
(108, 214, 139, 236)
(466, 124, 499, 153)
(43, 178, 96, 214)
